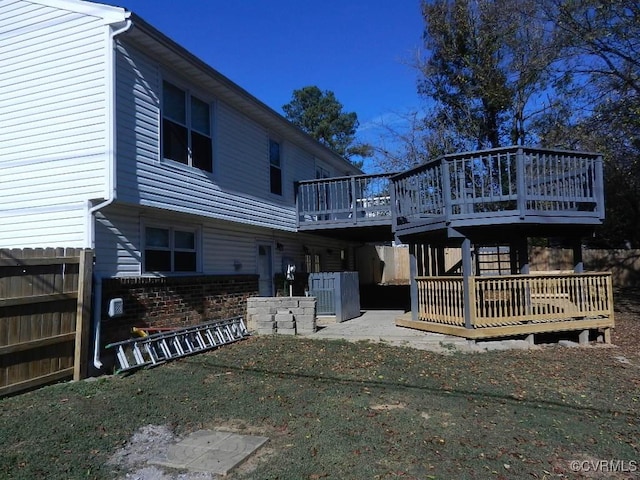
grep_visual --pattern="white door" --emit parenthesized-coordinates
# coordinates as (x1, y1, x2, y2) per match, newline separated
(257, 245, 273, 296)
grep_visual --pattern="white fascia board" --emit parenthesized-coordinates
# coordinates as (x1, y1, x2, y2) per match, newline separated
(29, 0, 129, 24)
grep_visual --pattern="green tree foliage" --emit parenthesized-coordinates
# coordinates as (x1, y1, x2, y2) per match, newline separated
(534, 0, 640, 247)
(417, 0, 560, 153)
(418, 0, 509, 150)
(283, 86, 372, 168)
(373, 0, 638, 247)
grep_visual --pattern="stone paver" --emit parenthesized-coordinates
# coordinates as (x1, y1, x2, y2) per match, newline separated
(149, 430, 268, 476)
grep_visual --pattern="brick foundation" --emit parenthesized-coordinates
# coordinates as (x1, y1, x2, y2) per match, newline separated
(101, 275, 259, 348)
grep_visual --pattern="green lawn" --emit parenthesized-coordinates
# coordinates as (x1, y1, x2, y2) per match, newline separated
(1, 328, 639, 479)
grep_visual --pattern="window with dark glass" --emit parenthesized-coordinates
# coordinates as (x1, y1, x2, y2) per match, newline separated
(162, 80, 212, 172)
(269, 139, 282, 195)
(144, 226, 197, 273)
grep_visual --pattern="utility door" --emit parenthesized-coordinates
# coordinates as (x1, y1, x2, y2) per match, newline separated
(257, 244, 273, 296)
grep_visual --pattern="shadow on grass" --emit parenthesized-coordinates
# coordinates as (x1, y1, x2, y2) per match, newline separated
(181, 354, 637, 421)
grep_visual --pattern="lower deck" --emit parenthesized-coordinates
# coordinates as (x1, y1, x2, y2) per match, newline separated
(397, 272, 614, 341)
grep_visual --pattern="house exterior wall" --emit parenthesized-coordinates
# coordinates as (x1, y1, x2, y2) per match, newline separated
(100, 274, 258, 365)
(113, 40, 345, 232)
(0, 1, 117, 247)
(95, 204, 352, 279)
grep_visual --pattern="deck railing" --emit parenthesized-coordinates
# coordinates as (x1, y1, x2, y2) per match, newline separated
(393, 146, 605, 227)
(415, 272, 613, 328)
(297, 173, 396, 227)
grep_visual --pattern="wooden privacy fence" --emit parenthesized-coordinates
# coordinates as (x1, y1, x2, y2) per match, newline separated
(0, 248, 93, 396)
(308, 272, 360, 322)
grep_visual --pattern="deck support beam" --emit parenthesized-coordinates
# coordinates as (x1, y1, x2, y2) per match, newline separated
(572, 238, 584, 273)
(517, 238, 529, 274)
(578, 329, 590, 345)
(462, 237, 473, 329)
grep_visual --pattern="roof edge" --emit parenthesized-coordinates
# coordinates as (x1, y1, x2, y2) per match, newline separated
(30, 0, 129, 24)
(128, 12, 362, 175)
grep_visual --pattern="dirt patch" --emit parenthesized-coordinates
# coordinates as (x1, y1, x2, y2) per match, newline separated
(107, 424, 214, 479)
(107, 422, 276, 479)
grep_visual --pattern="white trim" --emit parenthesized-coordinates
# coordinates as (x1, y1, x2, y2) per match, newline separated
(141, 220, 202, 274)
(29, 0, 128, 24)
(86, 17, 132, 248)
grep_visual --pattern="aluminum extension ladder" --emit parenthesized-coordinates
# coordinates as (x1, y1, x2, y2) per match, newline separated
(106, 316, 249, 373)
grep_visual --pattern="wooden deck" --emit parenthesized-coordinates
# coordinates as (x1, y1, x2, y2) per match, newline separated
(297, 173, 395, 230)
(295, 147, 604, 242)
(397, 272, 614, 340)
(392, 147, 605, 239)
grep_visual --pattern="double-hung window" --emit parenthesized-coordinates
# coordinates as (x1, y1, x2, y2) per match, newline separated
(305, 253, 321, 273)
(144, 226, 198, 273)
(162, 80, 213, 172)
(269, 139, 282, 195)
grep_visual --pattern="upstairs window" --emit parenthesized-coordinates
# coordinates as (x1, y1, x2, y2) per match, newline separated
(144, 226, 198, 273)
(162, 80, 213, 172)
(269, 139, 282, 195)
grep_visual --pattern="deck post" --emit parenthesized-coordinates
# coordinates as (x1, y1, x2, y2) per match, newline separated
(442, 159, 452, 221)
(572, 238, 584, 273)
(595, 155, 605, 221)
(516, 148, 526, 219)
(517, 238, 529, 274)
(462, 238, 474, 329)
(409, 243, 419, 321)
(351, 176, 358, 224)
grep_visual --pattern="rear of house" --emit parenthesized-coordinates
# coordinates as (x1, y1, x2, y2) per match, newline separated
(0, 0, 363, 373)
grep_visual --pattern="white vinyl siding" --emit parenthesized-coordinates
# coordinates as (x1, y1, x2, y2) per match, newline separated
(94, 208, 141, 277)
(1, 204, 87, 247)
(0, 1, 112, 247)
(94, 204, 352, 278)
(114, 41, 337, 233)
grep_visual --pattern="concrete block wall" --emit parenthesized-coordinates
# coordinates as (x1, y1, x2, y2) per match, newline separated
(246, 297, 317, 335)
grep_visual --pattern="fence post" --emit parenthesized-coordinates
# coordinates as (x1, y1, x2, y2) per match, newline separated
(74, 249, 93, 381)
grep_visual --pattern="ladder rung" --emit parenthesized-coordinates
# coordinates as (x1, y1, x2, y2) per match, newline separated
(107, 317, 249, 373)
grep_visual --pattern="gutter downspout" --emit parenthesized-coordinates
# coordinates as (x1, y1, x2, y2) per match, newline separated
(91, 16, 132, 371)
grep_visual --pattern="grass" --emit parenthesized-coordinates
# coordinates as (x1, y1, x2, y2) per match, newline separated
(2, 341, 638, 479)
(1, 295, 639, 479)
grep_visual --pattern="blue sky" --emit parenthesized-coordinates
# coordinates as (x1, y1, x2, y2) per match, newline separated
(98, 0, 426, 164)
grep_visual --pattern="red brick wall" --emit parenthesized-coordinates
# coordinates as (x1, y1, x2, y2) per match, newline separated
(101, 275, 259, 347)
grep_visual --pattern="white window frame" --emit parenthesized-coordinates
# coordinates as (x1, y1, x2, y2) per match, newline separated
(142, 223, 201, 274)
(161, 79, 214, 172)
(269, 138, 283, 196)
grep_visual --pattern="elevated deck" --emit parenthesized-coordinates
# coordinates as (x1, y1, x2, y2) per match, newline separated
(295, 146, 612, 342)
(392, 147, 604, 240)
(295, 147, 604, 242)
(296, 173, 395, 242)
